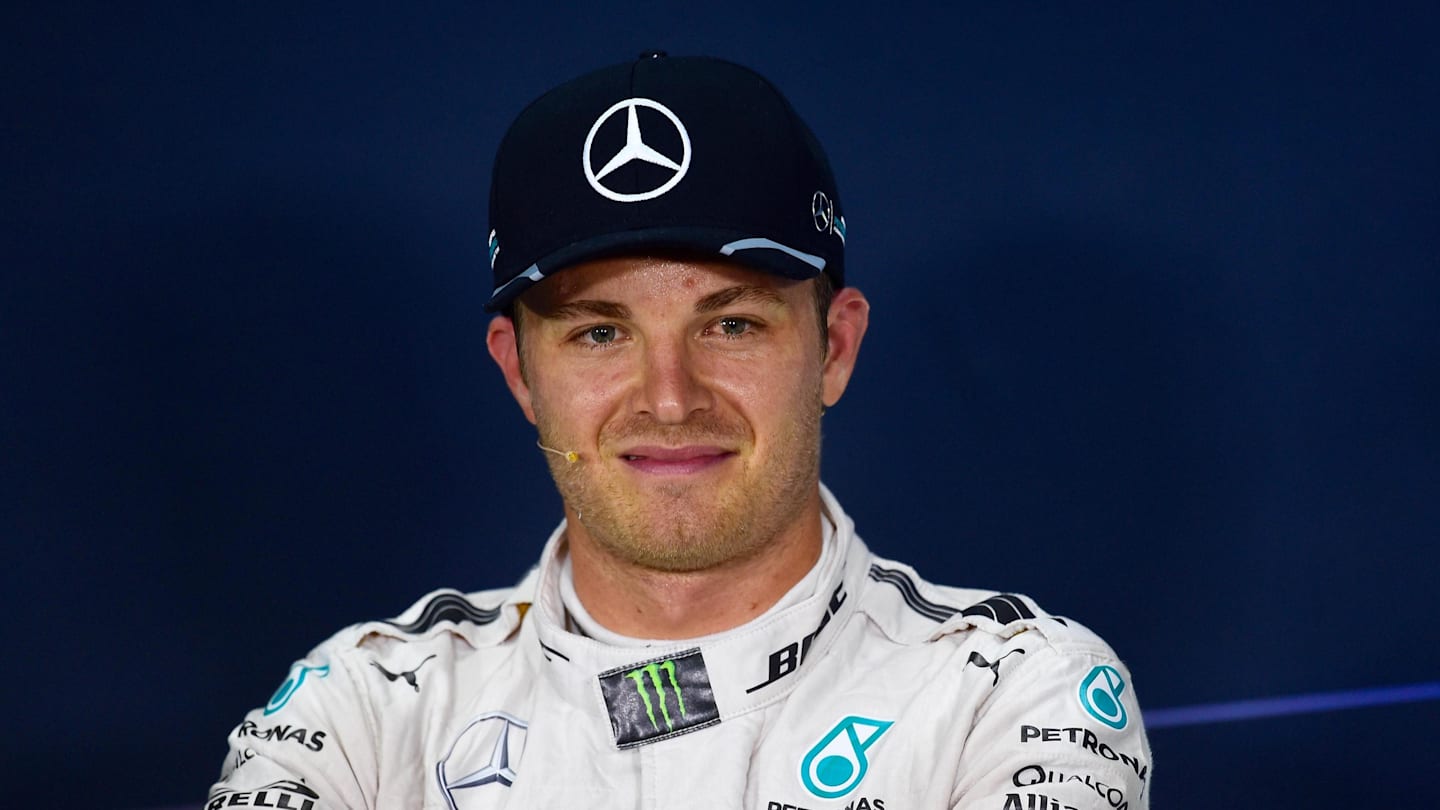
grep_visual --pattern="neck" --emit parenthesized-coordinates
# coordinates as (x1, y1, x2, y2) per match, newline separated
(564, 492, 825, 639)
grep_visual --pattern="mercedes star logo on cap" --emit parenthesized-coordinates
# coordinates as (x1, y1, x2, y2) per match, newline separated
(812, 191, 834, 233)
(583, 97, 692, 202)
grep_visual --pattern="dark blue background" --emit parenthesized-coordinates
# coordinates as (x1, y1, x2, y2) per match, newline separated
(5, 3, 1437, 806)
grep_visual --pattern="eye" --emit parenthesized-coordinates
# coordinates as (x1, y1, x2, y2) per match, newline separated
(583, 325, 618, 345)
(714, 317, 753, 337)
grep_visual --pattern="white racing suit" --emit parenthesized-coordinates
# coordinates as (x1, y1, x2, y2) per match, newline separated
(209, 487, 1152, 809)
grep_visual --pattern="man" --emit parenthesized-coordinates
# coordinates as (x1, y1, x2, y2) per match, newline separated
(209, 53, 1152, 809)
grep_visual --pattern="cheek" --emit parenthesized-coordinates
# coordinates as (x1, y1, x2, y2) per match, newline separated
(530, 362, 631, 430)
(713, 350, 823, 423)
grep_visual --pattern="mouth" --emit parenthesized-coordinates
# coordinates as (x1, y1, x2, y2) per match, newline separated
(617, 445, 736, 476)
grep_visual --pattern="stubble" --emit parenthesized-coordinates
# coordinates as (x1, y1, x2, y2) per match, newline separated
(536, 394, 824, 573)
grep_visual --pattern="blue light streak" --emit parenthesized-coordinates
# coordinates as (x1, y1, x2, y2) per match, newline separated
(1147, 680, 1440, 729)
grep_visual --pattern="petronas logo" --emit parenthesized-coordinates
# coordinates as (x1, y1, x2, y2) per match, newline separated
(626, 660, 687, 731)
(799, 716, 893, 799)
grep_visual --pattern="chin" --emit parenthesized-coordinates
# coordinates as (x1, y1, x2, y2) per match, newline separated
(599, 504, 761, 571)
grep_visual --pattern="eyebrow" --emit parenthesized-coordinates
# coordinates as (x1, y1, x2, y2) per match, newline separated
(541, 299, 633, 321)
(538, 285, 787, 321)
(694, 285, 788, 314)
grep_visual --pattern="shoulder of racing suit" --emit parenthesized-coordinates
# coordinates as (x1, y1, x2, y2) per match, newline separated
(859, 552, 1118, 658)
(326, 562, 540, 654)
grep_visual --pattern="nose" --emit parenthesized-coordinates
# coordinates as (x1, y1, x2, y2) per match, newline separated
(634, 335, 713, 423)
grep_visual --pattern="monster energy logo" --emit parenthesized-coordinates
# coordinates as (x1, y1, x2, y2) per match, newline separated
(626, 660, 687, 731)
(599, 647, 720, 748)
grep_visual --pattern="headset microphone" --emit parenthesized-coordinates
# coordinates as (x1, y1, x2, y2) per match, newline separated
(536, 440, 580, 464)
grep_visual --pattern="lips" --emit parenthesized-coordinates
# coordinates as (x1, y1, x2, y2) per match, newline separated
(617, 445, 735, 475)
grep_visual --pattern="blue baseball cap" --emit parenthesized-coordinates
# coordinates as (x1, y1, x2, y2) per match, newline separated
(484, 53, 847, 312)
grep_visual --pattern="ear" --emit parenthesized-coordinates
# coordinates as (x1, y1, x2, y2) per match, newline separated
(821, 287, 870, 408)
(486, 314, 537, 425)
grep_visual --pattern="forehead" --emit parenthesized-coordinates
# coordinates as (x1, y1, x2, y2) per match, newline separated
(519, 254, 805, 314)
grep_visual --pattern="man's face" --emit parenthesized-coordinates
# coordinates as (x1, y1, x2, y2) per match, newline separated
(487, 255, 866, 573)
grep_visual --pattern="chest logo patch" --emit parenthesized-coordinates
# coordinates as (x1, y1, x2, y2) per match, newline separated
(598, 648, 720, 748)
(799, 715, 893, 799)
(436, 711, 529, 805)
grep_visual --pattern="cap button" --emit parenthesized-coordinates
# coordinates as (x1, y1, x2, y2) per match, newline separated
(639, 50, 668, 59)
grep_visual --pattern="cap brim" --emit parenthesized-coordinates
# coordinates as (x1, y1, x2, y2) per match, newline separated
(483, 226, 827, 312)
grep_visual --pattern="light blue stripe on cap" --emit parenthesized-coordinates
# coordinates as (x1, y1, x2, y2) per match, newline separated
(489, 264, 546, 303)
(719, 238, 826, 271)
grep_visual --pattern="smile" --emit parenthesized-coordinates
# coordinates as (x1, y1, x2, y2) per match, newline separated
(618, 446, 736, 476)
